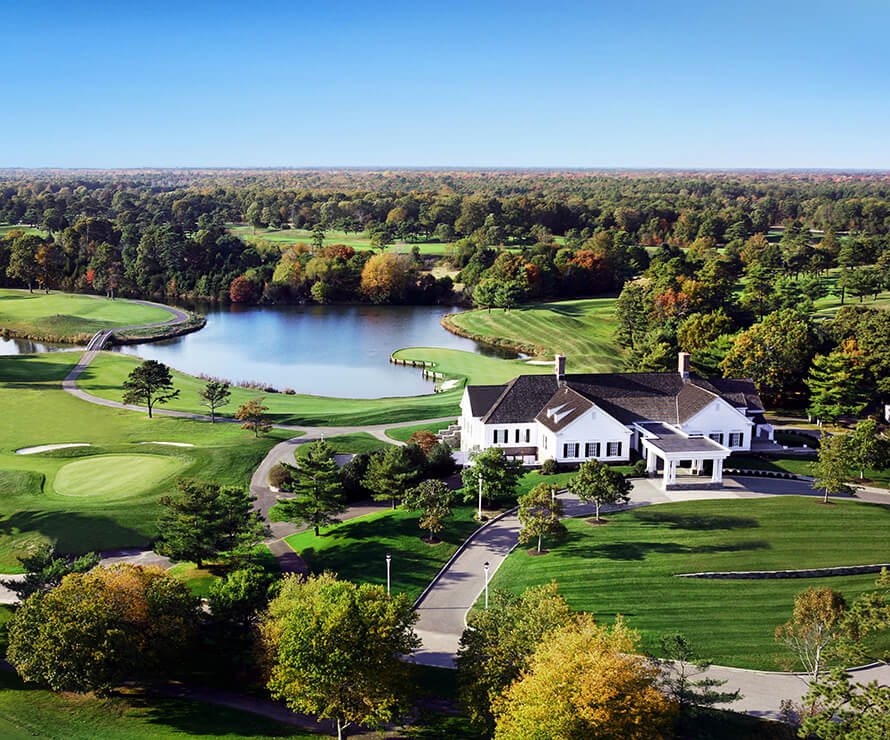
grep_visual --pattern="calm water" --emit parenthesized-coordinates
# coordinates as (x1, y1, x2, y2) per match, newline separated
(103, 303, 510, 398)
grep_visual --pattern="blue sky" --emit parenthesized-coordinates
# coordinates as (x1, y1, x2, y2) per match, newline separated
(1, 0, 888, 169)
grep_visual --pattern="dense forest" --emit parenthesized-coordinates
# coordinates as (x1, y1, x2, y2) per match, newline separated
(1, 168, 889, 306)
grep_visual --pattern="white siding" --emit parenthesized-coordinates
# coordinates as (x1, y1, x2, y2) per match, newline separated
(681, 398, 753, 451)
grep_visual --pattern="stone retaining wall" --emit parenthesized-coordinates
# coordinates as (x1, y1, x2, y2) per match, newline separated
(675, 564, 890, 580)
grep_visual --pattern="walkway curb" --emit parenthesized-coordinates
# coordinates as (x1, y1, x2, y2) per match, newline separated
(413, 505, 518, 609)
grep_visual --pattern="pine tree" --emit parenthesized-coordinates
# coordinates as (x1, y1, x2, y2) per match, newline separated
(276, 440, 347, 536)
(806, 342, 867, 423)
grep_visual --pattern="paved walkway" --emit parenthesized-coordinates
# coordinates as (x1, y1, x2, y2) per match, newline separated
(413, 475, 890, 720)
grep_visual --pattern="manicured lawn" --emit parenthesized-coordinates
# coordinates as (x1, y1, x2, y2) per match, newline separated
(392, 347, 550, 385)
(78, 351, 462, 426)
(0, 224, 46, 238)
(385, 419, 456, 442)
(284, 505, 481, 602)
(445, 298, 625, 372)
(0, 352, 290, 572)
(297, 432, 392, 456)
(491, 497, 890, 669)
(168, 545, 281, 597)
(0, 289, 172, 342)
(0, 670, 318, 739)
(729, 453, 890, 489)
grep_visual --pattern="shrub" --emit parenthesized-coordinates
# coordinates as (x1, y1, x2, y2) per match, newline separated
(268, 463, 293, 491)
(540, 458, 559, 475)
(630, 459, 648, 477)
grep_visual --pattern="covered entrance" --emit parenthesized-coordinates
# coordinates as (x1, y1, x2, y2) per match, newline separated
(636, 422, 730, 490)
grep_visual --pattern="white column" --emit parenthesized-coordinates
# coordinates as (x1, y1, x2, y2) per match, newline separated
(711, 457, 723, 484)
(670, 460, 677, 484)
(662, 460, 671, 490)
(646, 448, 657, 474)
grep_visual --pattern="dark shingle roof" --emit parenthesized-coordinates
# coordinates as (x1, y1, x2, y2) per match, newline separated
(535, 386, 595, 432)
(466, 371, 764, 427)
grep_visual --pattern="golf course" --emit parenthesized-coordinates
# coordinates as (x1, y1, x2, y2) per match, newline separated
(0, 289, 172, 343)
(0, 351, 291, 571)
(490, 496, 890, 670)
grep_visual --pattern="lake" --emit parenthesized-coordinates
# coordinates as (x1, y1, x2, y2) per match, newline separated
(103, 303, 509, 398)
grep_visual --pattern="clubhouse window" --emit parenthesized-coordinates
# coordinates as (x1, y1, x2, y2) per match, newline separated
(585, 442, 600, 457)
(606, 441, 621, 457)
(729, 432, 743, 448)
(563, 442, 579, 458)
(709, 432, 724, 445)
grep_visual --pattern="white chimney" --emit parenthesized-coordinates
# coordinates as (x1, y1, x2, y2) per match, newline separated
(678, 352, 690, 381)
(555, 354, 566, 381)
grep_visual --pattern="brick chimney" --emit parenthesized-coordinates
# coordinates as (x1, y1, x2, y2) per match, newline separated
(678, 352, 690, 381)
(555, 354, 566, 382)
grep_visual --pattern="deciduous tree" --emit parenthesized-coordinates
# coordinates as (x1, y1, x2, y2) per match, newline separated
(402, 479, 455, 542)
(775, 586, 848, 679)
(492, 615, 676, 740)
(517, 482, 566, 553)
(811, 432, 856, 503)
(236, 397, 270, 437)
(456, 582, 574, 733)
(121, 359, 180, 418)
(261, 573, 419, 740)
(847, 418, 888, 480)
(360, 253, 412, 303)
(567, 459, 632, 522)
(407, 430, 439, 455)
(461, 447, 524, 510)
(7, 564, 199, 695)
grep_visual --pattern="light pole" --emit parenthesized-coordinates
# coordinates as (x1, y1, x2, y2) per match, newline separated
(477, 472, 483, 520)
(483, 561, 490, 610)
(386, 552, 391, 595)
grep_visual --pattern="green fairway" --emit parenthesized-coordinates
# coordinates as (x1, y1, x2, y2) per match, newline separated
(0, 289, 172, 343)
(0, 670, 317, 739)
(284, 505, 481, 602)
(0, 352, 290, 571)
(444, 298, 625, 372)
(295, 432, 392, 457)
(728, 453, 890, 489)
(78, 351, 462, 425)
(53, 454, 186, 498)
(385, 418, 456, 442)
(0, 223, 46, 238)
(392, 346, 551, 385)
(491, 497, 890, 670)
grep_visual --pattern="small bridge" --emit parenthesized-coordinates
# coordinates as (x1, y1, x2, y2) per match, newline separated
(85, 329, 115, 352)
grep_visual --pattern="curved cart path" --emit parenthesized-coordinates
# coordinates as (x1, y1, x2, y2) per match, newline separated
(413, 475, 890, 720)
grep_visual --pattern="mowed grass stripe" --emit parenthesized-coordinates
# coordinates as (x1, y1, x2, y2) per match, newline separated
(491, 497, 890, 669)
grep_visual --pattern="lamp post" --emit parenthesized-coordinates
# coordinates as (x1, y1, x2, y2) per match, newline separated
(483, 561, 490, 610)
(386, 552, 391, 595)
(478, 472, 483, 521)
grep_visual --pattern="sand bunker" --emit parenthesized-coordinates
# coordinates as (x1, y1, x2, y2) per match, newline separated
(136, 441, 195, 447)
(440, 379, 460, 391)
(15, 443, 91, 455)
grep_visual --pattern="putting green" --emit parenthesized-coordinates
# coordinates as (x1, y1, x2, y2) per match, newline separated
(53, 454, 186, 499)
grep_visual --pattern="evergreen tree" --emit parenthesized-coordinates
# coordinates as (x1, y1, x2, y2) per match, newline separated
(362, 445, 421, 508)
(276, 440, 347, 535)
(121, 360, 180, 418)
(806, 343, 868, 423)
(197, 380, 230, 423)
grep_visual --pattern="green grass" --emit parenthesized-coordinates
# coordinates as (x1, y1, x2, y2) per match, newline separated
(385, 419, 456, 442)
(728, 453, 890, 489)
(0, 670, 318, 739)
(78, 351, 462, 425)
(296, 432, 392, 457)
(168, 545, 282, 597)
(392, 347, 551, 385)
(0, 352, 291, 572)
(53, 454, 187, 498)
(491, 497, 890, 670)
(284, 505, 481, 602)
(0, 224, 46, 238)
(0, 289, 172, 342)
(445, 298, 625, 373)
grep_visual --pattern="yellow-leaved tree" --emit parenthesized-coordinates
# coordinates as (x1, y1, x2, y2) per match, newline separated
(492, 615, 676, 740)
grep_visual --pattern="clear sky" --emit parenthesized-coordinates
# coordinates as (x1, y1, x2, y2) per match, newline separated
(1, 0, 888, 169)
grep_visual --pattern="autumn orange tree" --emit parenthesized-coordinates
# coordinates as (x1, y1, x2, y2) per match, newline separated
(236, 397, 270, 437)
(492, 615, 676, 740)
(775, 586, 848, 679)
(407, 429, 439, 454)
(7, 564, 199, 694)
(360, 253, 412, 303)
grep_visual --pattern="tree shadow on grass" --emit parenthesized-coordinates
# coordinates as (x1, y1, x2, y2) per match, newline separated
(554, 535, 769, 562)
(631, 510, 760, 531)
(0, 510, 150, 556)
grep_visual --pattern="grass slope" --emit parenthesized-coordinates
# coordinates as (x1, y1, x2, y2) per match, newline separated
(392, 347, 551, 385)
(491, 497, 890, 670)
(0, 671, 317, 739)
(79, 351, 461, 425)
(445, 298, 624, 373)
(385, 419, 456, 442)
(0, 289, 171, 342)
(284, 506, 481, 602)
(729, 453, 890, 490)
(0, 352, 290, 571)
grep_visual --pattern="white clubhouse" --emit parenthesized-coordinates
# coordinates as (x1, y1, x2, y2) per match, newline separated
(459, 353, 773, 489)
